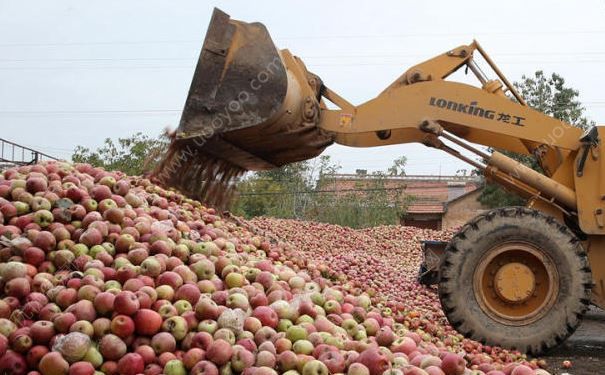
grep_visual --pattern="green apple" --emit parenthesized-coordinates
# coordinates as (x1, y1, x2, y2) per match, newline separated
(341, 318, 358, 336)
(141, 258, 162, 277)
(164, 359, 186, 375)
(302, 360, 329, 375)
(31, 196, 51, 211)
(161, 316, 188, 340)
(33, 209, 54, 226)
(292, 339, 313, 355)
(14, 201, 30, 215)
(198, 319, 218, 334)
(72, 243, 89, 257)
(226, 293, 249, 310)
(82, 346, 103, 368)
(174, 300, 192, 315)
(89, 245, 106, 258)
(103, 280, 122, 292)
(225, 272, 245, 289)
(286, 325, 308, 343)
(277, 319, 293, 333)
(296, 315, 314, 325)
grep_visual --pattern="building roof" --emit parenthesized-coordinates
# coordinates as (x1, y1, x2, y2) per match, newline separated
(406, 203, 445, 214)
(406, 185, 484, 215)
(318, 173, 483, 216)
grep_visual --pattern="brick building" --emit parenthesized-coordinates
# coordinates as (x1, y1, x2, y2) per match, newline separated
(320, 171, 486, 230)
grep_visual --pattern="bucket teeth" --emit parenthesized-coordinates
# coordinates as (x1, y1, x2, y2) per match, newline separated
(152, 137, 246, 210)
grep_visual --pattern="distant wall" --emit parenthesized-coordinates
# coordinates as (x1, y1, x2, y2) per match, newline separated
(401, 216, 442, 231)
(442, 189, 486, 229)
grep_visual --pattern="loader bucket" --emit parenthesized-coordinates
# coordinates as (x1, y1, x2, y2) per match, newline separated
(153, 8, 334, 207)
(418, 240, 448, 285)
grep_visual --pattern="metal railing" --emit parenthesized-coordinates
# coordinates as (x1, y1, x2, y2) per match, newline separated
(0, 138, 59, 168)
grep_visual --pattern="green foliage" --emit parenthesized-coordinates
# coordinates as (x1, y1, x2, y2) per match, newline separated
(232, 155, 411, 228)
(388, 156, 407, 176)
(72, 132, 168, 176)
(515, 71, 591, 128)
(479, 71, 592, 208)
(309, 171, 411, 228)
(232, 161, 312, 219)
(478, 183, 525, 207)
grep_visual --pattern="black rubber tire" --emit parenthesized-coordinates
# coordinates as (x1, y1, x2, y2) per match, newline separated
(438, 207, 592, 355)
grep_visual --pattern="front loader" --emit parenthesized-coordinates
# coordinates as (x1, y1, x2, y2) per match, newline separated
(156, 8, 604, 354)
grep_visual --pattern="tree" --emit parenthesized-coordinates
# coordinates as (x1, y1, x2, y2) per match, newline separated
(388, 156, 407, 176)
(232, 160, 316, 219)
(516, 71, 590, 129)
(231, 177, 286, 218)
(72, 132, 168, 176)
(309, 170, 410, 228)
(479, 71, 592, 208)
(232, 155, 411, 228)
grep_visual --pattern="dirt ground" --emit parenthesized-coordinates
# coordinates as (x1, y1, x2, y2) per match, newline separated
(542, 306, 605, 374)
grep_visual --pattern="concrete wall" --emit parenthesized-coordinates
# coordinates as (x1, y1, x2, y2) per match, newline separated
(442, 190, 487, 229)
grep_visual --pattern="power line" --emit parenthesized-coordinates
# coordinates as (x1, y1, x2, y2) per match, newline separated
(0, 40, 199, 48)
(1, 29, 604, 48)
(0, 57, 196, 63)
(0, 109, 182, 119)
(0, 65, 193, 71)
(2, 51, 605, 63)
(0, 109, 180, 114)
(0, 57, 193, 63)
(274, 30, 605, 40)
(305, 51, 605, 59)
(312, 60, 605, 67)
(4, 59, 605, 71)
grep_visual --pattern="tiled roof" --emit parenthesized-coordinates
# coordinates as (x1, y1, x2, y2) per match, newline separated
(407, 204, 445, 214)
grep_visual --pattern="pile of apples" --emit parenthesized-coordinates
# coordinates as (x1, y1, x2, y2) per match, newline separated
(248, 219, 550, 374)
(247, 219, 459, 328)
(0, 161, 550, 375)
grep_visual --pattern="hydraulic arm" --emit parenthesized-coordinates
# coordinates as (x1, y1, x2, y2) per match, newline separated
(313, 40, 587, 219)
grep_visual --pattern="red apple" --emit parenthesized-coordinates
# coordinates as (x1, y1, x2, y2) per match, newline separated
(357, 348, 389, 375)
(151, 332, 176, 354)
(111, 315, 135, 338)
(99, 334, 127, 361)
(38, 352, 69, 375)
(205, 339, 233, 366)
(134, 309, 163, 336)
(252, 306, 278, 329)
(68, 361, 95, 375)
(30, 321, 55, 344)
(114, 291, 140, 316)
(440, 353, 466, 375)
(117, 353, 145, 375)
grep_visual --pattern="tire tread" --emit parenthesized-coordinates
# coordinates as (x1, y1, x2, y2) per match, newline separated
(438, 207, 592, 355)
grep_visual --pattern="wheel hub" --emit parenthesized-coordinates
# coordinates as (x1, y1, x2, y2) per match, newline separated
(494, 262, 535, 303)
(474, 242, 558, 326)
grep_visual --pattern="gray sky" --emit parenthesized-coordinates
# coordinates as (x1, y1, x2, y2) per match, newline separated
(1, 0, 604, 175)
